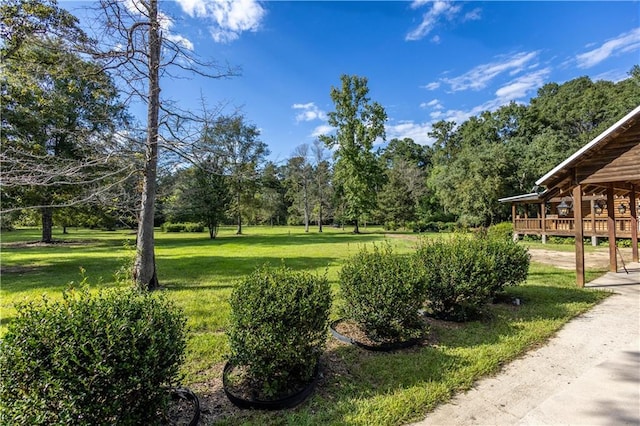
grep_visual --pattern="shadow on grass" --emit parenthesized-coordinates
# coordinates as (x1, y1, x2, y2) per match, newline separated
(158, 255, 338, 288)
(156, 231, 384, 250)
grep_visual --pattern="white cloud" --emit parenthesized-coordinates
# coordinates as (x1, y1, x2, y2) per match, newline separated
(311, 124, 334, 138)
(592, 69, 632, 83)
(123, 1, 195, 51)
(441, 51, 540, 91)
(175, 0, 266, 43)
(386, 121, 434, 145)
(421, 99, 444, 109)
(463, 8, 482, 22)
(494, 68, 551, 102)
(576, 28, 640, 68)
(406, 0, 461, 41)
(292, 102, 327, 122)
(421, 81, 441, 90)
(430, 110, 444, 120)
(166, 33, 194, 50)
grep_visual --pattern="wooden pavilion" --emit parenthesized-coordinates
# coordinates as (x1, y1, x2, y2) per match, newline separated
(500, 105, 640, 287)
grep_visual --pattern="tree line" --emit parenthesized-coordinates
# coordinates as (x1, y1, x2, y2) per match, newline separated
(2, 0, 639, 288)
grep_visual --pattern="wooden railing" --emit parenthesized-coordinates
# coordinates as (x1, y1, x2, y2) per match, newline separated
(514, 218, 638, 237)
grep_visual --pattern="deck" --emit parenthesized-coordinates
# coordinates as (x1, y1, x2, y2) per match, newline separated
(514, 217, 638, 238)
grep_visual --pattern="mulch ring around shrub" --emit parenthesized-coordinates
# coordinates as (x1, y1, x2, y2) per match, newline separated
(166, 388, 200, 426)
(222, 362, 320, 410)
(330, 318, 428, 351)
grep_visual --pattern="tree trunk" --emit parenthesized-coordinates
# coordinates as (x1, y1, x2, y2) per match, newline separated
(303, 182, 309, 233)
(41, 207, 53, 243)
(133, 0, 160, 291)
(235, 192, 242, 234)
(353, 218, 360, 234)
(318, 204, 323, 233)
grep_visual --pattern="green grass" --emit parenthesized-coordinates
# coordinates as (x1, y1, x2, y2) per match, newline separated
(0, 226, 610, 425)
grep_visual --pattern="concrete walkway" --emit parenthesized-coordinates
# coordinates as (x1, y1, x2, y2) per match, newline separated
(415, 263, 640, 426)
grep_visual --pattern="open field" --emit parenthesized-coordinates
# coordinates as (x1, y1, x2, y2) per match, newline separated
(0, 226, 609, 425)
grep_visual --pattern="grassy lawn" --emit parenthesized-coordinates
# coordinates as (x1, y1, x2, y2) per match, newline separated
(0, 226, 609, 425)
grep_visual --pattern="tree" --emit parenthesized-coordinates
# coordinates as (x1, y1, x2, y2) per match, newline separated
(205, 115, 269, 235)
(285, 144, 313, 231)
(320, 75, 386, 233)
(310, 139, 332, 232)
(1, 0, 128, 242)
(165, 161, 229, 239)
(90, 0, 237, 289)
(258, 162, 288, 226)
(377, 158, 426, 227)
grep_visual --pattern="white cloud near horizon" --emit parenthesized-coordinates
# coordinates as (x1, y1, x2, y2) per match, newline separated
(175, 0, 266, 43)
(576, 28, 640, 68)
(494, 68, 551, 102)
(386, 120, 434, 146)
(311, 124, 334, 138)
(424, 51, 541, 93)
(292, 102, 327, 123)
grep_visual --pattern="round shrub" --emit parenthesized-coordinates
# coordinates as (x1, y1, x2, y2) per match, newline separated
(339, 243, 427, 342)
(486, 222, 514, 241)
(480, 237, 530, 296)
(227, 265, 331, 398)
(0, 287, 187, 426)
(415, 237, 496, 321)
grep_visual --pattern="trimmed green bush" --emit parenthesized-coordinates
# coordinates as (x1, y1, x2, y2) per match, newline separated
(339, 243, 427, 341)
(416, 237, 496, 321)
(486, 222, 514, 241)
(0, 287, 187, 426)
(227, 265, 331, 398)
(161, 222, 204, 232)
(481, 237, 530, 296)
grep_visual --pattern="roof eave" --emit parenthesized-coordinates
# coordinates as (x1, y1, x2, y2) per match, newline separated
(536, 104, 640, 187)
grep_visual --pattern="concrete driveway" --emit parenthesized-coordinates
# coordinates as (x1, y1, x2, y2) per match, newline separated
(414, 264, 640, 426)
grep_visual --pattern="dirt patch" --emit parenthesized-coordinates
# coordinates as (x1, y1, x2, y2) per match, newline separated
(528, 247, 633, 270)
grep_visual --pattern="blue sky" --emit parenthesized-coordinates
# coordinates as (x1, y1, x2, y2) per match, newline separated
(70, 1, 640, 163)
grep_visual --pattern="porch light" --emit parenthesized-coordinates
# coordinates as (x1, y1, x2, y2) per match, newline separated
(557, 200, 571, 217)
(618, 203, 627, 214)
(594, 200, 605, 215)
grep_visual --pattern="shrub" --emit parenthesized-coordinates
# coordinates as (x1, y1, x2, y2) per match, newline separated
(480, 237, 530, 296)
(339, 243, 427, 341)
(415, 237, 496, 321)
(227, 265, 331, 398)
(184, 222, 204, 232)
(161, 222, 184, 232)
(486, 222, 514, 241)
(384, 221, 399, 231)
(0, 286, 187, 425)
(161, 222, 204, 233)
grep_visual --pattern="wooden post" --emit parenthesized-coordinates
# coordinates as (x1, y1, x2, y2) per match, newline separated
(541, 202, 547, 244)
(607, 184, 617, 272)
(590, 199, 596, 241)
(631, 185, 638, 263)
(574, 185, 585, 288)
(512, 203, 517, 241)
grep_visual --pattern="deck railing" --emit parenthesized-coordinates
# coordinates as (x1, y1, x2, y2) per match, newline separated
(514, 218, 638, 237)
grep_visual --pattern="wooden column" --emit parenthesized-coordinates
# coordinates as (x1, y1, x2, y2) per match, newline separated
(631, 185, 638, 263)
(541, 202, 547, 244)
(607, 184, 617, 272)
(574, 185, 585, 288)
